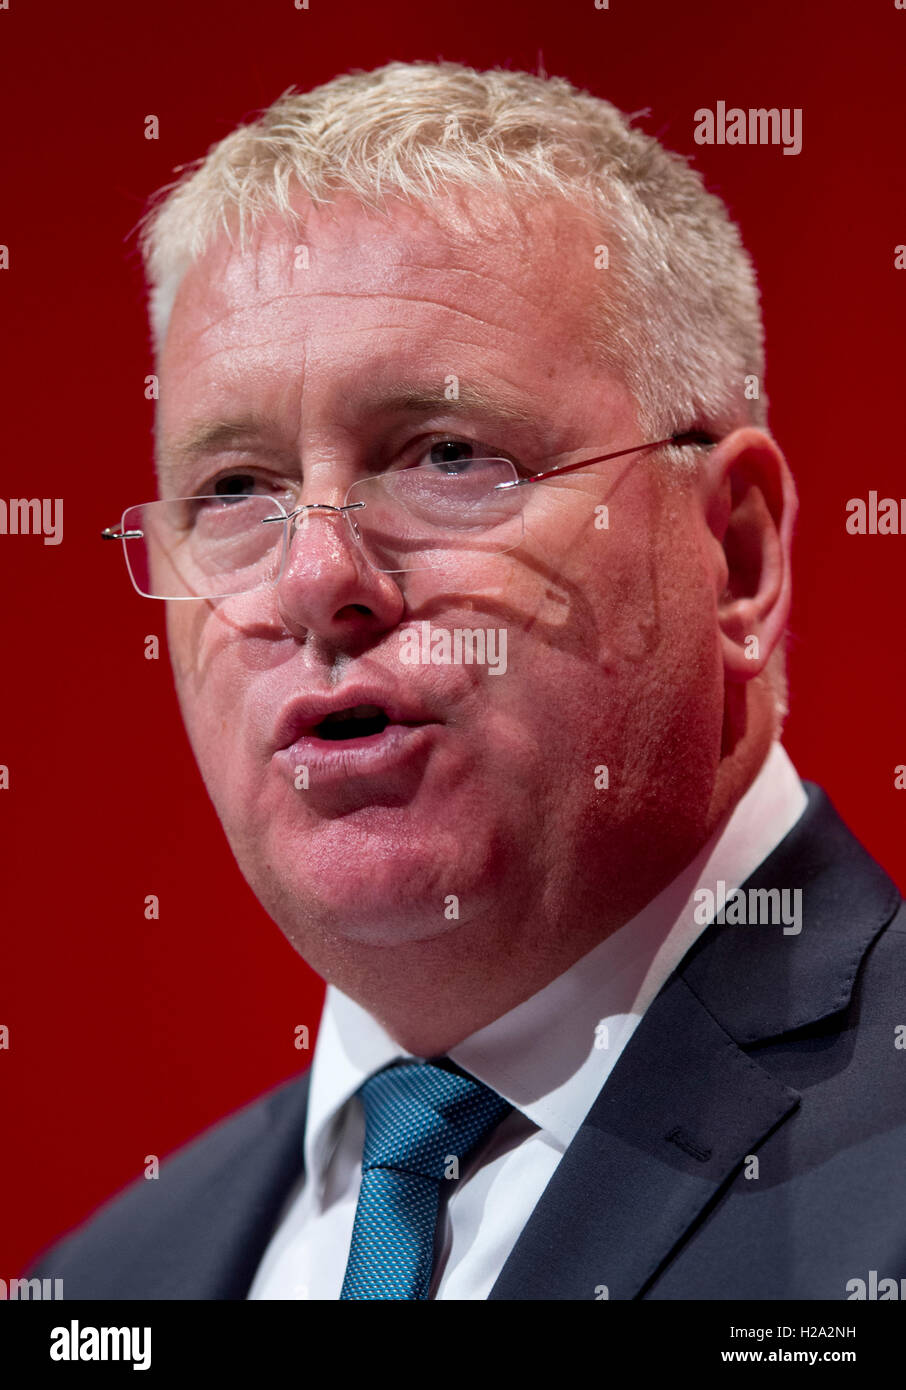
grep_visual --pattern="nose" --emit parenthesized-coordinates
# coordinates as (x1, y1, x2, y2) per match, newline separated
(273, 490, 404, 644)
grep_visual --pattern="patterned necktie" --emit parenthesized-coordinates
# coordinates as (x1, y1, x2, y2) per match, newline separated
(339, 1058, 512, 1300)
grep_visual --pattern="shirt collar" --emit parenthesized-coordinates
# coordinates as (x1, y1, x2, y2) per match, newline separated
(303, 741, 807, 1178)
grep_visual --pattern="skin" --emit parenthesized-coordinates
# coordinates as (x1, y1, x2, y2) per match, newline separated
(156, 189, 797, 1056)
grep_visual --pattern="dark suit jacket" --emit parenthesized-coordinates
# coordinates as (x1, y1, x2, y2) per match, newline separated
(27, 782, 906, 1299)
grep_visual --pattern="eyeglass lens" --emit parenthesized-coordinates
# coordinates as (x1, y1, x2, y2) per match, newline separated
(120, 458, 526, 598)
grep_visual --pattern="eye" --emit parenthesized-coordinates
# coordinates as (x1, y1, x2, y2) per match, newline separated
(176, 472, 294, 530)
(194, 472, 294, 507)
(416, 438, 502, 475)
(211, 473, 258, 497)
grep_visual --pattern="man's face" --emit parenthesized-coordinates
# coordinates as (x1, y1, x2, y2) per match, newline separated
(157, 192, 725, 968)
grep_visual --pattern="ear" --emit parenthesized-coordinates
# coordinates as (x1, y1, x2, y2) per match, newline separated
(699, 427, 798, 682)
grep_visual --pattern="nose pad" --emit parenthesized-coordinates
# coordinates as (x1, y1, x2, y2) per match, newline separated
(282, 502, 366, 573)
(287, 503, 344, 539)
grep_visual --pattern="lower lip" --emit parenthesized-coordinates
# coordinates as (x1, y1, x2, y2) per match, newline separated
(273, 722, 440, 788)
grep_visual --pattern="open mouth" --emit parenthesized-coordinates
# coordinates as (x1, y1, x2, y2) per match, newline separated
(273, 692, 438, 783)
(312, 704, 392, 741)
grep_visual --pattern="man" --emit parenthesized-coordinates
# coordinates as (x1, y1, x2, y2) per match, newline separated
(29, 61, 905, 1300)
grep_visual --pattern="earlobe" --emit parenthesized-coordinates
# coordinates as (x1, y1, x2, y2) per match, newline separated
(704, 429, 797, 682)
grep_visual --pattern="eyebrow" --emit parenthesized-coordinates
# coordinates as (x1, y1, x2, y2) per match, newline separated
(158, 382, 539, 476)
(360, 383, 537, 428)
(159, 415, 279, 469)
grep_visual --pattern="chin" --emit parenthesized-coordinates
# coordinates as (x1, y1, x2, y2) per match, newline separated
(315, 913, 465, 949)
(258, 865, 475, 951)
(236, 814, 505, 949)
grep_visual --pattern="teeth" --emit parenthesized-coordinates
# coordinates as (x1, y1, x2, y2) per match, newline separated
(322, 704, 384, 723)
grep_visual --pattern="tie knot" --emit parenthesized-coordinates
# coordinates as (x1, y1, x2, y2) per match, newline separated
(357, 1059, 511, 1182)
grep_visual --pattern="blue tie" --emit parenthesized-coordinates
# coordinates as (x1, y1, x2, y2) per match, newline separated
(339, 1058, 512, 1300)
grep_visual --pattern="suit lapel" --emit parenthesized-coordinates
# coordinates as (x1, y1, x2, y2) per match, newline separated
(488, 782, 899, 1300)
(487, 972, 798, 1299)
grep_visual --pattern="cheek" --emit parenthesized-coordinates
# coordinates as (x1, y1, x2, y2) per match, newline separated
(516, 500, 717, 767)
(577, 486, 711, 668)
(164, 601, 256, 778)
(165, 601, 206, 684)
(513, 510, 658, 669)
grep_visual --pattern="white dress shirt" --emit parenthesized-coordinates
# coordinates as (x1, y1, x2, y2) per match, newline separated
(248, 741, 807, 1300)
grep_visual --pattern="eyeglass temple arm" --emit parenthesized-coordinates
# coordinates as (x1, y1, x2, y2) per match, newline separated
(99, 432, 717, 532)
(504, 430, 717, 487)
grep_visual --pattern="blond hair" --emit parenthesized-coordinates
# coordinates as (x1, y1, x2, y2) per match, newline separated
(139, 61, 767, 446)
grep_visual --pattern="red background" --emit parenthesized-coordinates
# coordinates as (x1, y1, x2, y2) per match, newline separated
(2, 0, 904, 1277)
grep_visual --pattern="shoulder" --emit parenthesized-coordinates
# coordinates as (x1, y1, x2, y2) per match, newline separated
(27, 1069, 311, 1300)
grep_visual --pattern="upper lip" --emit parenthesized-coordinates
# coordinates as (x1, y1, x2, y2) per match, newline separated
(273, 683, 440, 749)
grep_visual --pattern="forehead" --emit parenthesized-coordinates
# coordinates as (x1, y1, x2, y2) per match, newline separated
(163, 190, 606, 366)
(156, 190, 635, 463)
